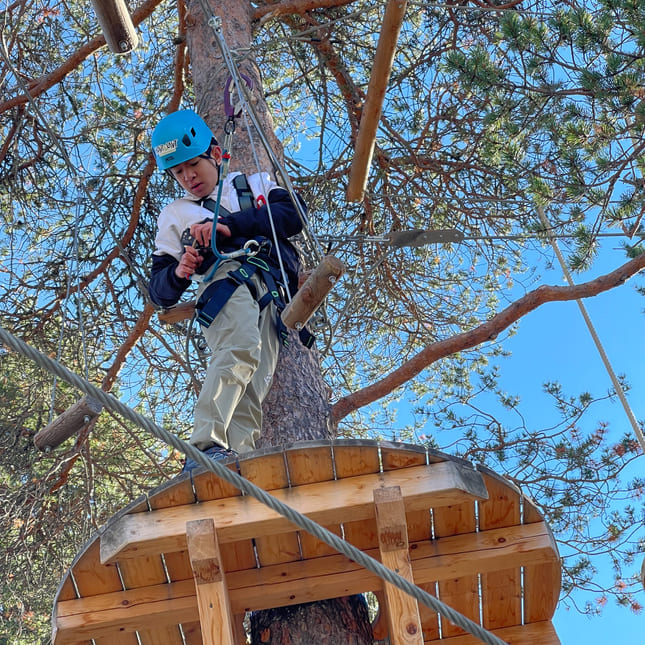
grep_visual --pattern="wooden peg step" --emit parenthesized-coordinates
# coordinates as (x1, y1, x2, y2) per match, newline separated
(34, 396, 103, 452)
(281, 255, 344, 330)
(157, 300, 197, 324)
(90, 0, 139, 54)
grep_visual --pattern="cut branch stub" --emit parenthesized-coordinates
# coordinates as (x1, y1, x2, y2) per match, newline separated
(90, 0, 139, 54)
(34, 396, 103, 452)
(281, 256, 345, 331)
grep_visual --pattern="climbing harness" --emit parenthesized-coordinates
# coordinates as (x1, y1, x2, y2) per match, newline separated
(179, 169, 315, 349)
(195, 248, 315, 348)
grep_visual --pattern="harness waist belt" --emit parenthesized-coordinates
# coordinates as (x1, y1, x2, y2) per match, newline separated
(196, 256, 314, 348)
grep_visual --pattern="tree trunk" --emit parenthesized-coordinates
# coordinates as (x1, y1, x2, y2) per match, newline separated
(185, 0, 282, 174)
(185, 1, 371, 641)
(250, 595, 373, 645)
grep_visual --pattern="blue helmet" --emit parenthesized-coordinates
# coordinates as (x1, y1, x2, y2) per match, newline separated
(151, 109, 216, 170)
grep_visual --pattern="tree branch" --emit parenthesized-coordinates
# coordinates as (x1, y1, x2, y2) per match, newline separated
(331, 253, 645, 425)
(252, 0, 358, 21)
(0, 0, 164, 115)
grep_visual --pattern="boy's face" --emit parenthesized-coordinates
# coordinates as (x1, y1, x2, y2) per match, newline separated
(169, 145, 222, 198)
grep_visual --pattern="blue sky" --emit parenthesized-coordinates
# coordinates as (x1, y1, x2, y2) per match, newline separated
(494, 239, 644, 643)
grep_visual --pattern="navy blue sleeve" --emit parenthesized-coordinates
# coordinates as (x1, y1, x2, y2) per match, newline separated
(218, 188, 304, 241)
(148, 253, 191, 308)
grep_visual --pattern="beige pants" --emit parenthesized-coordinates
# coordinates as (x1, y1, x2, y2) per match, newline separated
(191, 260, 280, 453)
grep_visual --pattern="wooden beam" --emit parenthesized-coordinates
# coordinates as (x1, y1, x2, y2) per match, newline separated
(53, 579, 198, 644)
(346, 0, 409, 202)
(100, 461, 488, 563)
(523, 495, 562, 622)
(157, 300, 197, 324)
(186, 519, 235, 645)
(55, 523, 557, 643)
(374, 486, 423, 645)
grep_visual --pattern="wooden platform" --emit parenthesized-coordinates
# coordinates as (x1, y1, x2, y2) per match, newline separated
(51, 440, 561, 644)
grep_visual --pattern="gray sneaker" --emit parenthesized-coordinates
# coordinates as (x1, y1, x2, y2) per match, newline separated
(182, 444, 238, 473)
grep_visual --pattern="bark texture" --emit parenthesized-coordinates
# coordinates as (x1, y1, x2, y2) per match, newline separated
(185, 0, 283, 174)
(250, 595, 374, 645)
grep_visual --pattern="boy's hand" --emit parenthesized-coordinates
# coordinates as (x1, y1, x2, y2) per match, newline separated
(189, 221, 232, 247)
(175, 245, 203, 279)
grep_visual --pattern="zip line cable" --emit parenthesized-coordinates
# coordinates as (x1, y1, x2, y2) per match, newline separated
(317, 228, 644, 247)
(536, 206, 645, 454)
(0, 324, 509, 645)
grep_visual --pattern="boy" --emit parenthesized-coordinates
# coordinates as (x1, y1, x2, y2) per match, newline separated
(148, 109, 304, 471)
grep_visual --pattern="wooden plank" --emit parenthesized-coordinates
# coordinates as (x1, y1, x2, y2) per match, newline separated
(186, 518, 235, 645)
(287, 444, 340, 558)
(180, 621, 203, 645)
(416, 581, 440, 643)
(333, 440, 382, 477)
(434, 501, 478, 639)
(93, 634, 139, 645)
(335, 440, 382, 551)
(233, 524, 554, 609)
(55, 574, 79, 602)
(148, 475, 196, 509)
(240, 448, 301, 566)
(100, 461, 488, 564)
(523, 497, 561, 622)
(69, 538, 123, 598)
(424, 620, 561, 644)
(118, 554, 184, 645)
(380, 441, 427, 471)
(478, 471, 522, 631)
(374, 486, 423, 645)
(56, 522, 556, 643)
(54, 579, 198, 643)
(191, 461, 242, 502)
